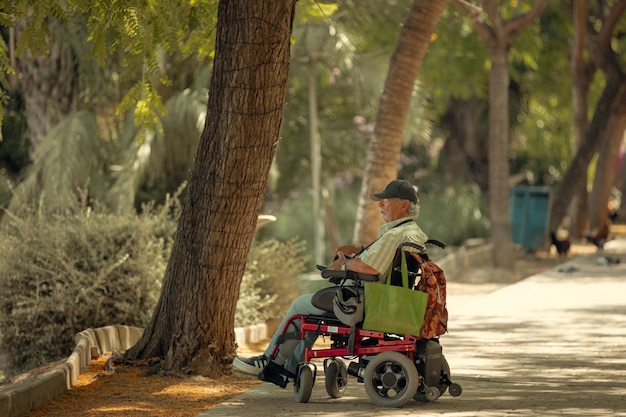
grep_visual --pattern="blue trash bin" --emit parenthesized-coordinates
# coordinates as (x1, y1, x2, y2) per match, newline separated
(510, 186, 551, 253)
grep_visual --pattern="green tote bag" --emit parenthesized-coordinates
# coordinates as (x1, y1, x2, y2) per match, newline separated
(361, 251, 428, 335)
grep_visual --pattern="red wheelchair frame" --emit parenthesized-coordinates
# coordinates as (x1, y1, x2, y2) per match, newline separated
(262, 312, 461, 407)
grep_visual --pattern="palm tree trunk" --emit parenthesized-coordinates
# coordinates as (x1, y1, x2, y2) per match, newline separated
(353, 0, 448, 245)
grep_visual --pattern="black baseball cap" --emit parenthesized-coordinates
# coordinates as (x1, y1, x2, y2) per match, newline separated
(371, 180, 418, 204)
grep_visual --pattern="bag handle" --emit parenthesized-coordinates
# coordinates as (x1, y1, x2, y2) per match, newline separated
(385, 250, 410, 289)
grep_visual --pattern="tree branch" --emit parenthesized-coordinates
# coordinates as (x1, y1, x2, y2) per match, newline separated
(450, 0, 495, 43)
(505, 0, 550, 40)
(597, 0, 626, 50)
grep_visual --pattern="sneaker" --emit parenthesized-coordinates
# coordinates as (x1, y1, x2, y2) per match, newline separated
(232, 355, 268, 375)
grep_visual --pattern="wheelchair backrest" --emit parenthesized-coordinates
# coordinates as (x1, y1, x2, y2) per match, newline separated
(387, 241, 426, 288)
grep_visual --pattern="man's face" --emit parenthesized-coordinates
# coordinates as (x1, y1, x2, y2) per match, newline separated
(378, 198, 408, 222)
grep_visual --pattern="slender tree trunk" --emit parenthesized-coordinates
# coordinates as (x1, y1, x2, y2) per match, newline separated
(309, 62, 324, 265)
(588, 112, 626, 229)
(126, 0, 297, 377)
(452, 0, 549, 268)
(353, 0, 448, 245)
(567, 0, 594, 238)
(487, 45, 514, 268)
(549, 78, 626, 232)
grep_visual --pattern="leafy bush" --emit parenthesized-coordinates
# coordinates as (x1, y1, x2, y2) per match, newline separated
(0, 195, 307, 378)
(235, 239, 308, 327)
(0, 202, 177, 376)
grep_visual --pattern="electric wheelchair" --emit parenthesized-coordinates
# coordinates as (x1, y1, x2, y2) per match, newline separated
(258, 240, 462, 408)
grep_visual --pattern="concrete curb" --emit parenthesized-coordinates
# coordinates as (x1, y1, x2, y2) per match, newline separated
(0, 325, 143, 417)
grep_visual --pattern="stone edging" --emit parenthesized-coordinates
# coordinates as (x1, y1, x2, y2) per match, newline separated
(0, 325, 143, 417)
(0, 321, 276, 417)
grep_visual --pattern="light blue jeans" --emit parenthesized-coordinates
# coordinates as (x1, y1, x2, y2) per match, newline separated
(263, 293, 326, 374)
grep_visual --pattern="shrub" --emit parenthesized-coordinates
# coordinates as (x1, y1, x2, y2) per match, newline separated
(0, 196, 307, 378)
(235, 239, 308, 327)
(0, 202, 177, 376)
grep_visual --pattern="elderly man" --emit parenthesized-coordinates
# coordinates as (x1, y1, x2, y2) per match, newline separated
(233, 179, 428, 381)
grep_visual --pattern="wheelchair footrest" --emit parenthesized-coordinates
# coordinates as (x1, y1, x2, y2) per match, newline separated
(258, 361, 294, 389)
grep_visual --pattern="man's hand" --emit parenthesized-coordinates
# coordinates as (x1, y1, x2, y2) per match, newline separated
(333, 244, 362, 256)
(329, 251, 346, 270)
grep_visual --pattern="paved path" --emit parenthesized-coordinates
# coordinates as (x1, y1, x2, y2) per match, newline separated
(200, 239, 626, 417)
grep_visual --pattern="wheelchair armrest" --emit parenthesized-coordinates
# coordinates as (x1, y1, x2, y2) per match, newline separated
(320, 269, 379, 283)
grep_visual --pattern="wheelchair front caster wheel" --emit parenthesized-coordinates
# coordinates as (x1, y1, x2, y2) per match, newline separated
(294, 363, 315, 403)
(449, 383, 463, 397)
(424, 386, 440, 402)
(324, 358, 348, 398)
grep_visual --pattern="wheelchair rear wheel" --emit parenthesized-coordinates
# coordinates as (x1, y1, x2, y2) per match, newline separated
(324, 358, 348, 398)
(363, 351, 419, 408)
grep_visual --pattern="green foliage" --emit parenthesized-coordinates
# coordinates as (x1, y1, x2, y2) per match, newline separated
(235, 239, 308, 327)
(420, 6, 490, 112)
(418, 179, 490, 247)
(0, 199, 179, 376)
(296, 0, 339, 24)
(260, 179, 361, 265)
(0, 0, 218, 138)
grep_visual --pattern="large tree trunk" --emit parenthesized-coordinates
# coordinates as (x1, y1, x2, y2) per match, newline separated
(353, 0, 448, 245)
(125, 0, 296, 377)
(438, 98, 490, 190)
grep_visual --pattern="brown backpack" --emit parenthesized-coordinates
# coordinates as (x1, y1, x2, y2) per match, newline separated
(411, 253, 448, 339)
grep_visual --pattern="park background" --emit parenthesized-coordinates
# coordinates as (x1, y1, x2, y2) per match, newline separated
(0, 0, 625, 385)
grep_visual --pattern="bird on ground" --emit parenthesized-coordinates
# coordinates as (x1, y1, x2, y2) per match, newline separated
(596, 256, 621, 265)
(584, 222, 610, 250)
(550, 231, 571, 256)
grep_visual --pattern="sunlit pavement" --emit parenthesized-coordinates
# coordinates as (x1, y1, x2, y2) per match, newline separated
(200, 238, 626, 417)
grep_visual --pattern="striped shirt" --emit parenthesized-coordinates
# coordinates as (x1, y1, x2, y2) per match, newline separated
(359, 217, 428, 281)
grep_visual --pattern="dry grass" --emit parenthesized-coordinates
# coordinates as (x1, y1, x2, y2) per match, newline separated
(21, 341, 267, 417)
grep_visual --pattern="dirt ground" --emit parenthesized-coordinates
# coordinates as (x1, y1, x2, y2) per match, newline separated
(14, 235, 618, 417)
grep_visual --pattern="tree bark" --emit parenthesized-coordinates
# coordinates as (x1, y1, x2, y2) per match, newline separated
(550, 0, 626, 233)
(588, 111, 626, 230)
(438, 98, 490, 190)
(125, 0, 296, 376)
(567, 0, 594, 238)
(486, 43, 515, 267)
(353, 0, 449, 245)
(549, 78, 626, 232)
